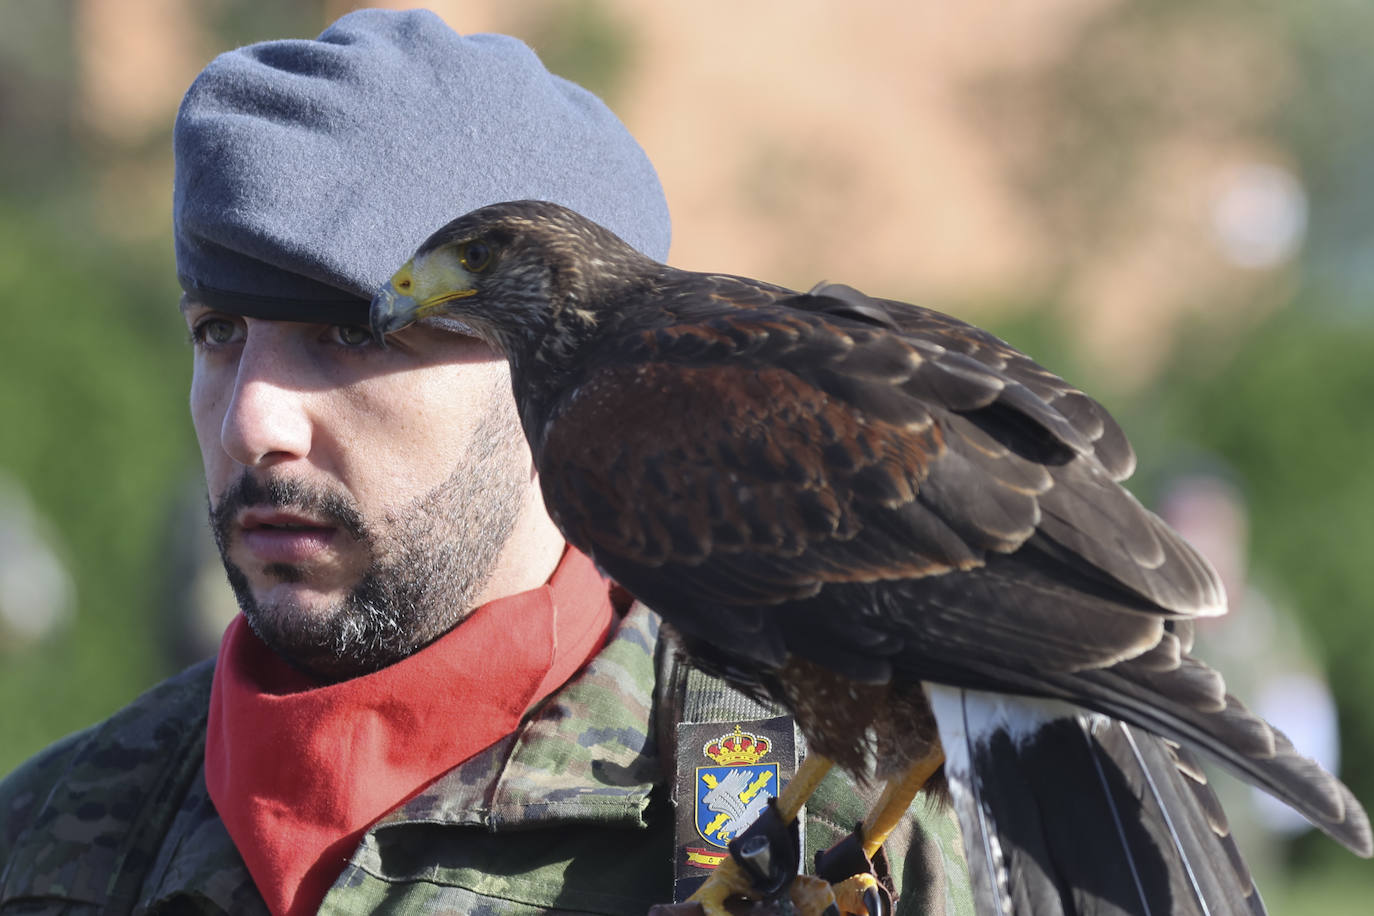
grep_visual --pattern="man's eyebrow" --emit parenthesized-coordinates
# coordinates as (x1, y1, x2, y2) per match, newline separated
(178, 295, 217, 317)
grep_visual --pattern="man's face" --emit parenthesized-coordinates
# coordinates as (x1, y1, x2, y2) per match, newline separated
(184, 303, 535, 681)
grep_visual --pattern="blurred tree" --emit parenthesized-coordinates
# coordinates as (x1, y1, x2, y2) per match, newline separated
(969, 3, 1374, 886)
(992, 299, 1374, 896)
(0, 1, 78, 203)
(0, 202, 193, 775)
(966, 0, 1298, 385)
(1139, 306, 1374, 872)
(1269, 0, 1374, 319)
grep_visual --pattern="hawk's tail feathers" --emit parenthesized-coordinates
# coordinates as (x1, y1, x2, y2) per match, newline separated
(1067, 662, 1373, 860)
(927, 686, 1265, 916)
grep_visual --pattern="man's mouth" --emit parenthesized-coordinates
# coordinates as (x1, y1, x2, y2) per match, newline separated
(237, 509, 338, 565)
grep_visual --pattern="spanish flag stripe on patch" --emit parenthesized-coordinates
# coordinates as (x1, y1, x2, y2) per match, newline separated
(685, 847, 728, 869)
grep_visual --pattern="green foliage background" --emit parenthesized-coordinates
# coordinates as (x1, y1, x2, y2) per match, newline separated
(1146, 310, 1374, 876)
(0, 204, 191, 766)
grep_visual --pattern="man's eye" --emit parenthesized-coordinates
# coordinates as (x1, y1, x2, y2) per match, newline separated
(191, 317, 241, 346)
(332, 325, 373, 347)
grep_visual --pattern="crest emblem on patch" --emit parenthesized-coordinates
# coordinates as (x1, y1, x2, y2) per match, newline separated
(692, 725, 780, 853)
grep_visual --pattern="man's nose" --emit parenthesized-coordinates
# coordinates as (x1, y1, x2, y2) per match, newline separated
(220, 336, 313, 468)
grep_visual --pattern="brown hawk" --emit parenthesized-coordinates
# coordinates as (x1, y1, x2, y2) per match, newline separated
(370, 200, 1370, 916)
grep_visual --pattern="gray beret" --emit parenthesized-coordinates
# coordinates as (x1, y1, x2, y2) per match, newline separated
(173, 8, 670, 325)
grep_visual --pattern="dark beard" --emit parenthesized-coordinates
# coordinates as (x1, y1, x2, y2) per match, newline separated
(209, 399, 527, 682)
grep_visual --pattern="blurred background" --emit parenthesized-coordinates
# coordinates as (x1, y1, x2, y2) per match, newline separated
(2, 1, 1371, 910)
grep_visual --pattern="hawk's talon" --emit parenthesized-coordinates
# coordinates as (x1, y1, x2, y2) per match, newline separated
(788, 874, 842, 916)
(831, 872, 890, 916)
(816, 822, 895, 915)
(863, 885, 889, 916)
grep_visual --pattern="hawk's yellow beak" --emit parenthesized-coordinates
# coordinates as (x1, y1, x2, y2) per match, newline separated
(369, 258, 477, 345)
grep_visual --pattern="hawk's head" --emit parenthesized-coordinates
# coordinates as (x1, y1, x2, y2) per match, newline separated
(369, 199, 655, 366)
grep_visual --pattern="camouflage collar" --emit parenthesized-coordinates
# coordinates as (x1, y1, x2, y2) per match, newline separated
(1, 605, 669, 913)
(0, 657, 216, 909)
(361, 603, 665, 840)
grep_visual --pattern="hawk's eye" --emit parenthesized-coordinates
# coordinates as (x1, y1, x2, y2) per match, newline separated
(459, 240, 492, 272)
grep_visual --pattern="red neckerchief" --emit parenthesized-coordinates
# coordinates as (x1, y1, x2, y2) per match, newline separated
(204, 548, 613, 916)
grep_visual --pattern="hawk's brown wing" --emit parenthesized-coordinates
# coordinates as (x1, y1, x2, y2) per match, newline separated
(802, 282, 1136, 481)
(536, 301, 1216, 684)
(533, 292, 1369, 861)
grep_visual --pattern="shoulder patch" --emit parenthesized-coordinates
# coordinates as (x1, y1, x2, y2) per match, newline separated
(673, 716, 797, 901)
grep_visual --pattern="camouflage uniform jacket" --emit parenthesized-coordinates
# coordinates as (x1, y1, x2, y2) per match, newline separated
(0, 605, 970, 915)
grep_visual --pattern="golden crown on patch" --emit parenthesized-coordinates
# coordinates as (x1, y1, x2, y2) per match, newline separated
(703, 726, 771, 766)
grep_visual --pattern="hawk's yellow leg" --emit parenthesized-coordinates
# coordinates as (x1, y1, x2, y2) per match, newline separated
(832, 744, 946, 915)
(686, 753, 836, 915)
(863, 744, 945, 856)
